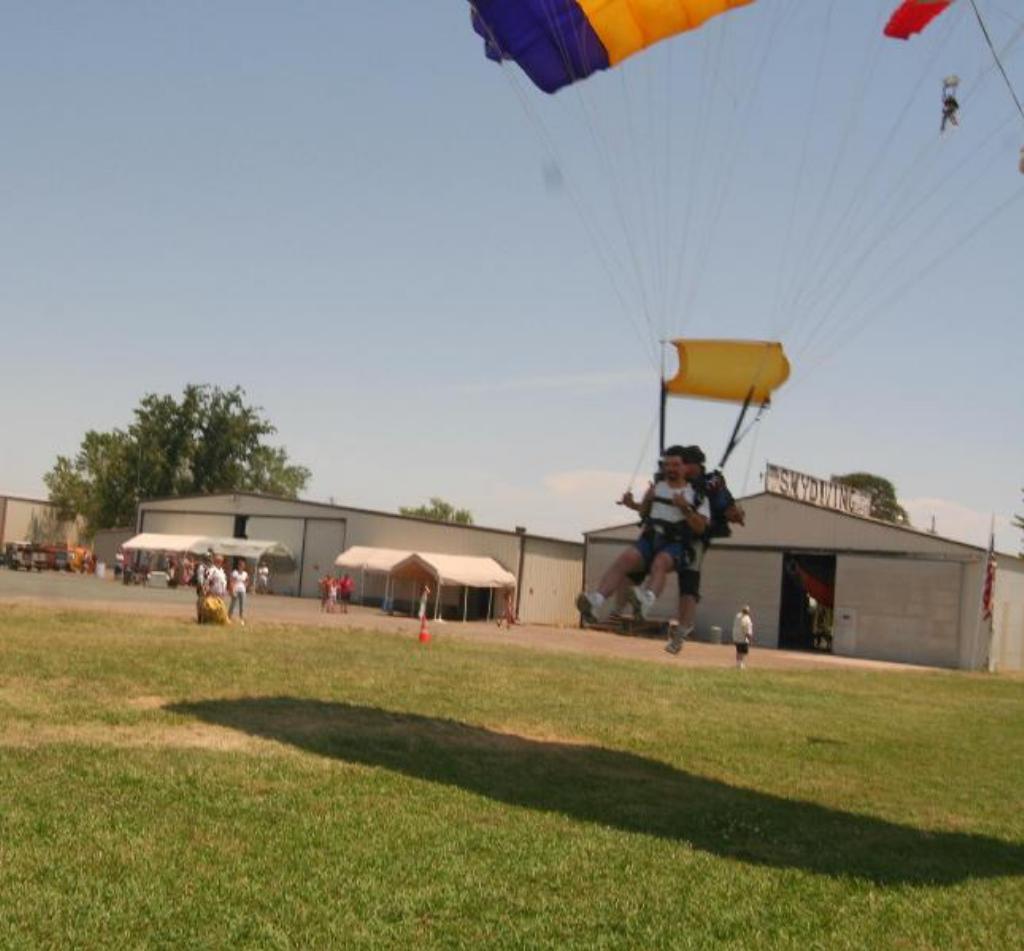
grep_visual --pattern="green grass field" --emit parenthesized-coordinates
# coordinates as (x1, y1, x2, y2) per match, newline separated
(0, 604, 1022, 949)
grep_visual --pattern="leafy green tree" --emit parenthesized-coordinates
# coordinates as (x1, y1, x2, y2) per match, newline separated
(45, 385, 310, 536)
(831, 472, 910, 525)
(399, 497, 474, 525)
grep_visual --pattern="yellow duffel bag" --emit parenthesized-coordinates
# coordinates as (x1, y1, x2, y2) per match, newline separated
(200, 595, 229, 625)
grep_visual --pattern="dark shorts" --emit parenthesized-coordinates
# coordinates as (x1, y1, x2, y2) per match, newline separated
(633, 534, 688, 574)
(735, 642, 750, 655)
(678, 569, 701, 599)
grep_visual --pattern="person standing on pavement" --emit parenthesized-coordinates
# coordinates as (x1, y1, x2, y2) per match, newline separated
(732, 605, 754, 670)
(229, 558, 249, 626)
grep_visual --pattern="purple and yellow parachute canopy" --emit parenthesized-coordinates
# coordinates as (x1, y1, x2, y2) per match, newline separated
(471, 0, 756, 94)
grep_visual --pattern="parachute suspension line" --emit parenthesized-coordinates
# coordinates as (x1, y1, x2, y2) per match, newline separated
(656, 43, 677, 346)
(617, 59, 663, 344)
(469, 6, 660, 369)
(505, 0, 656, 358)
(779, 7, 961, 345)
(795, 101, 1018, 365)
(783, 0, 890, 323)
(676, 0, 798, 331)
(664, 19, 725, 340)
(655, 48, 676, 344)
(808, 3, 1023, 324)
(740, 410, 764, 496)
(531, 0, 661, 352)
(718, 389, 755, 470)
(627, 412, 659, 495)
(988, 2, 1024, 29)
(793, 182, 1024, 386)
(570, 67, 662, 353)
(679, 13, 746, 325)
(768, 0, 839, 339)
(728, 401, 770, 468)
(793, 111, 1018, 365)
(681, 0, 801, 322)
(968, 0, 1024, 124)
(788, 9, 1024, 356)
(717, 335, 778, 468)
(778, 0, 892, 319)
(639, 43, 678, 346)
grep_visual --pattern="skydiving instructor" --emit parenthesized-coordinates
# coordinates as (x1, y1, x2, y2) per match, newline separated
(576, 444, 709, 625)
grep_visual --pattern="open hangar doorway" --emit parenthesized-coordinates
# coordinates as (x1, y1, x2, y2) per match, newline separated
(778, 553, 836, 651)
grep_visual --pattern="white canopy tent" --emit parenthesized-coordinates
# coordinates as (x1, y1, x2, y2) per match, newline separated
(333, 545, 516, 620)
(123, 532, 294, 564)
(391, 553, 516, 588)
(333, 546, 411, 604)
(394, 552, 516, 622)
(334, 546, 411, 572)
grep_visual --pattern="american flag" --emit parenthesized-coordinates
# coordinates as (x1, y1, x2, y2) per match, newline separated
(981, 526, 997, 623)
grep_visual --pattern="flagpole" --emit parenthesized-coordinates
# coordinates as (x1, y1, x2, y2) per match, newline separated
(970, 515, 996, 671)
(983, 515, 998, 672)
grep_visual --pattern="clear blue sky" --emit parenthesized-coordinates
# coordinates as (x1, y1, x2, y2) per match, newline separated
(2, 1, 1022, 551)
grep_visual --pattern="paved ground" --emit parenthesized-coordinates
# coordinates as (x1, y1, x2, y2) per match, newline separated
(0, 569, 939, 674)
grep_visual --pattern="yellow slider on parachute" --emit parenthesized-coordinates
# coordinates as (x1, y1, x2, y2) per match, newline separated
(664, 339, 790, 404)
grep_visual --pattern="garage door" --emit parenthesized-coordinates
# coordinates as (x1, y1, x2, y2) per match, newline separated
(834, 555, 962, 667)
(300, 519, 347, 599)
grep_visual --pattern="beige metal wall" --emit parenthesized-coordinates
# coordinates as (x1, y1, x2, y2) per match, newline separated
(136, 494, 582, 625)
(0, 496, 78, 546)
(583, 496, 996, 666)
(3, 498, 40, 542)
(92, 527, 134, 567)
(300, 519, 348, 599)
(244, 516, 309, 597)
(341, 510, 521, 569)
(715, 493, 977, 558)
(584, 537, 783, 642)
(518, 537, 583, 627)
(138, 509, 349, 600)
(140, 510, 235, 537)
(955, 558, 988, 670)
(139, 495, 523, 571)
(991, 556, 1024, 672)
(139, 494, 334, 520)
(699, 548, 784, 647)
(833, 555, 964, 668)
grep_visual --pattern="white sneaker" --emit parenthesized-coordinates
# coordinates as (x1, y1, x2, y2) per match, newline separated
(630, 587, 657, 621)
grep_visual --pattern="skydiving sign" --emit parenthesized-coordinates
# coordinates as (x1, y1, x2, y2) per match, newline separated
(765, 464, 873, 518)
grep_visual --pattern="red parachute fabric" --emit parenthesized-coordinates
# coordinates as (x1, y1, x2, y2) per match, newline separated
(884, 0, 955, 40)
(795, 565, 834, 609)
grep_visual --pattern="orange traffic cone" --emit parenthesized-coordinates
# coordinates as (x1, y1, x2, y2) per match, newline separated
(418, 614, 431, 644)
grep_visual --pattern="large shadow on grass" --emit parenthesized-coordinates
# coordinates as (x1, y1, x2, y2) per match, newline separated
(168, 697, 1024, 885)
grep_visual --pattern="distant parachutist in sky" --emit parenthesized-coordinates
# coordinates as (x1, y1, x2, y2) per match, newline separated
(941, 75, 960, 133)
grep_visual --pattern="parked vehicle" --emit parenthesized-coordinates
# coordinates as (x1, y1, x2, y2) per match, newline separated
(4, 542, 32, 570)
(31, 547, 53, 572)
